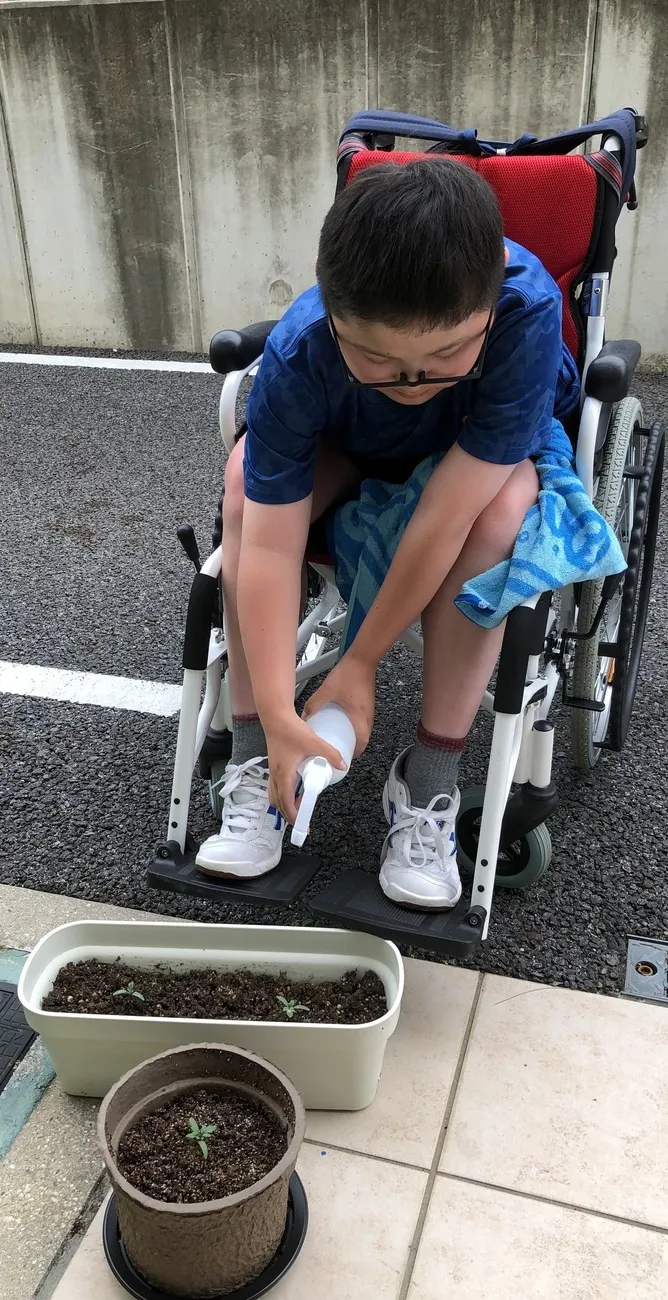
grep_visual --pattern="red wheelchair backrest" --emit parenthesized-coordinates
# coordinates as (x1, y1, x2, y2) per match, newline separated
(345, 149, 601, 365)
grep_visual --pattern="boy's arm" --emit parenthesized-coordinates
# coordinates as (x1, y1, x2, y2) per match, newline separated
(237, 496, 346, 821)
(237, 496, 310, 718)
(346, 444, 516, 670)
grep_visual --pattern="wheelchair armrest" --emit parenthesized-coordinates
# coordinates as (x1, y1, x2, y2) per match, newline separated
(209, 320, 279, 375)
(584, 339, 641, 403)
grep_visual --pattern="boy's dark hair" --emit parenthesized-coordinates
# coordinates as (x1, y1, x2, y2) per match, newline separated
(317, 158, 505, 330)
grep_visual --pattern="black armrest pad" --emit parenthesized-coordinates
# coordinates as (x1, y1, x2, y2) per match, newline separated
(585, 339, 641, 403)
(209, 320, 279, 375)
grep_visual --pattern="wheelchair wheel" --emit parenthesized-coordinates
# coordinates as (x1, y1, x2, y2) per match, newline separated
(456, 787, 552, 890)
(608, 421, 664, 750)
(570, 396, 645, 770)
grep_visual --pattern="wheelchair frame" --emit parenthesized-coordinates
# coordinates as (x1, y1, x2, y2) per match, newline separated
(154, 121, 660, 956)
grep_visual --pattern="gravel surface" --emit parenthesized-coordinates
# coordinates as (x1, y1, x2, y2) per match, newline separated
(1, 359, 666, 995)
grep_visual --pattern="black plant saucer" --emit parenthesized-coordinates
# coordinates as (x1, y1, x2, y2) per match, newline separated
(102, 1174, 308, 1300)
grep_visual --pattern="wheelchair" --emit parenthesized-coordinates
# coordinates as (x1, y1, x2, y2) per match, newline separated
(151, 106, 664, 958)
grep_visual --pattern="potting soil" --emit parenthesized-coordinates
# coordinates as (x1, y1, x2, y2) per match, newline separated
(42, 959, 388, 1023)
(116, 1087, 287, 1203)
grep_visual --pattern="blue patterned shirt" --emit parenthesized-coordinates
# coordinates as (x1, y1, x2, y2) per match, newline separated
(243, 238, 580, 505)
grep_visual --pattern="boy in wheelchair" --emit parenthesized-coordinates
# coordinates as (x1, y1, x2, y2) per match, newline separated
(194, 155, 580, 911)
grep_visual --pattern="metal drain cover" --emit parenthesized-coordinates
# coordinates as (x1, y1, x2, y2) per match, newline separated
(624, 937, 668, 1002)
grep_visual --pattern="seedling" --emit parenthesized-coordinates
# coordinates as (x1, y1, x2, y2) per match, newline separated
(276, 994, 310, 1019)
(112, 980, 145, 1001)
(186, 1117, 217, 1158)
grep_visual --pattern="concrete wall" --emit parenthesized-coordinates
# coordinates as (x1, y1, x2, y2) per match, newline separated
(0, 0, 666, 358)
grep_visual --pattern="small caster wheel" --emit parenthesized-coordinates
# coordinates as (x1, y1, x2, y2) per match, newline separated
(457, 787, 552, 890)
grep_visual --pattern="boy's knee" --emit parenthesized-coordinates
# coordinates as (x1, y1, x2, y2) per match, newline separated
(223, 441, 245, 527)
(474, 460, 539, 544)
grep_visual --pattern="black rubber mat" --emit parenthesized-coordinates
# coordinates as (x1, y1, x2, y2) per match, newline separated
(0, 981, 36, 1096)
(148, 848, 323, 907)
(310, 871, 485, 957)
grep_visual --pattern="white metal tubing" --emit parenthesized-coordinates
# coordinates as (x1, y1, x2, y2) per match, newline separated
(309, 562, 336, 584)
(513, 702, 539, 785)
(200, 546, 223, 580)
(470, 711, 525, 939)
(536, 660, 561, 720)
(207, 628, 227, 667)
(195, 659, 223, 761)
(295, 647, 339, 685)
(323, 610, 346, 633)
(400, 626, 424, 656)
(530, 722, 555, 789)
(218, 360, 261, 454)
(481, 689, 495, 715)
(576, 392, 603, 499)
(296, 583, 340, 651)
(211, 667, 232, 731)
(167, 668, 205, 850)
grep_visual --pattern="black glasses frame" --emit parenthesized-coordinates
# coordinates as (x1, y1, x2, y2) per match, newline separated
(328, 309, 494, 389)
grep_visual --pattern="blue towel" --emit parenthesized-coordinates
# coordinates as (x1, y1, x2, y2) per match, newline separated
(330, 419, 626, 653)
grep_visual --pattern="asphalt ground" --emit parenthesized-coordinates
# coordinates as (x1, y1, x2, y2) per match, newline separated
(1, 357, 667, 994)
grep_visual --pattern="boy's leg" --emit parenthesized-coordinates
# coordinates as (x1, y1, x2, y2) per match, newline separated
(419, 458, 540, 743)
(381, 460, 539, 909)
(197, 436, 361, 878)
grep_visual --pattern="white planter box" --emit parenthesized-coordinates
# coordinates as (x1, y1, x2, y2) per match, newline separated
(18, 921, 404, 1110)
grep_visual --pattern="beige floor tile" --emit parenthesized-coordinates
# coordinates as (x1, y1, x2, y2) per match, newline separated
(51, 1145, 427, 1300)
(307, 958, 478, 1167)
(441, 975, 668, 1225)
(408, 1177, 668, 1300)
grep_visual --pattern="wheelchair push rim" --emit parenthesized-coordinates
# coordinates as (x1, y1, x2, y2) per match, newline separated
(591, 425, 644, 743)
(608, 420, 665, 750)
(570, 397, 658, 769)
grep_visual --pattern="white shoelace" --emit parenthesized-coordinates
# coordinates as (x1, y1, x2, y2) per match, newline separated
(383, 792, 457, 874)
(211, 756, 270, 836)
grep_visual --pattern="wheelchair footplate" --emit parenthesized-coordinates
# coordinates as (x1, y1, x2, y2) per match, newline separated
(149, 835, 323, 907)
(309, 872, 485, 957)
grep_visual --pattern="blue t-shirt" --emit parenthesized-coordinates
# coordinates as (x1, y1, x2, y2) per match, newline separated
(243, 238, 580, 505)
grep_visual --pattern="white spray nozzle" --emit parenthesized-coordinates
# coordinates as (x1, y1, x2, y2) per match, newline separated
(290, 756, 333, 847)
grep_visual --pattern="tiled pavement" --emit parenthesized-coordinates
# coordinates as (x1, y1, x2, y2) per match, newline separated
(28, 899, 667, 1300)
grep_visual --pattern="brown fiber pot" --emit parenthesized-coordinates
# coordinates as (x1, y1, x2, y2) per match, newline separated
(98, 1043, 306, 1298)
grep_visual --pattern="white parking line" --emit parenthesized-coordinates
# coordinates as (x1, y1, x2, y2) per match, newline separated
(0, 352, 212, 374)
(0, 661, 182, 716)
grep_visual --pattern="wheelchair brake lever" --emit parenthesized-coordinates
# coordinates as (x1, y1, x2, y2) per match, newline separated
(557, 572, 624, 714)
(568, 571, 624, 644)
(177, 523, 202, 573)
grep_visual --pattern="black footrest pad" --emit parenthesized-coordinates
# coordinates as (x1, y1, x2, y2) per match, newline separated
(0, 982, 36, 1097)
(309, 871, 484, 957)
(148, 850, 323, 907)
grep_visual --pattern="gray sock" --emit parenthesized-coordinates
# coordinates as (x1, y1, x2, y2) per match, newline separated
(404, 722, 466, 807)
(231, 714, 267, 767)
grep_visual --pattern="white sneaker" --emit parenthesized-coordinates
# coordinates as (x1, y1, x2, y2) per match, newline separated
(195, 757, 286, 879)
(379, 747, 462, 910)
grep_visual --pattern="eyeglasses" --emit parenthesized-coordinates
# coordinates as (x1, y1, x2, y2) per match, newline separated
(328, 309, 494, 389)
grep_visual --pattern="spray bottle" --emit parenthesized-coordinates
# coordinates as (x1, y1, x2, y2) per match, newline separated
(290, 703, 356, 847)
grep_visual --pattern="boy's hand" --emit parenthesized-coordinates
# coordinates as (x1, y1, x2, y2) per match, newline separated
(264, 712, 346, 826)
(303, 653, 376, 758)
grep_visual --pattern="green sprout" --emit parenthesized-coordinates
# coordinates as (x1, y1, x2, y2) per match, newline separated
(276, 994, 310, 1020)
(186, 1117, 217, 1158)
(112, 980, 145, 1001)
